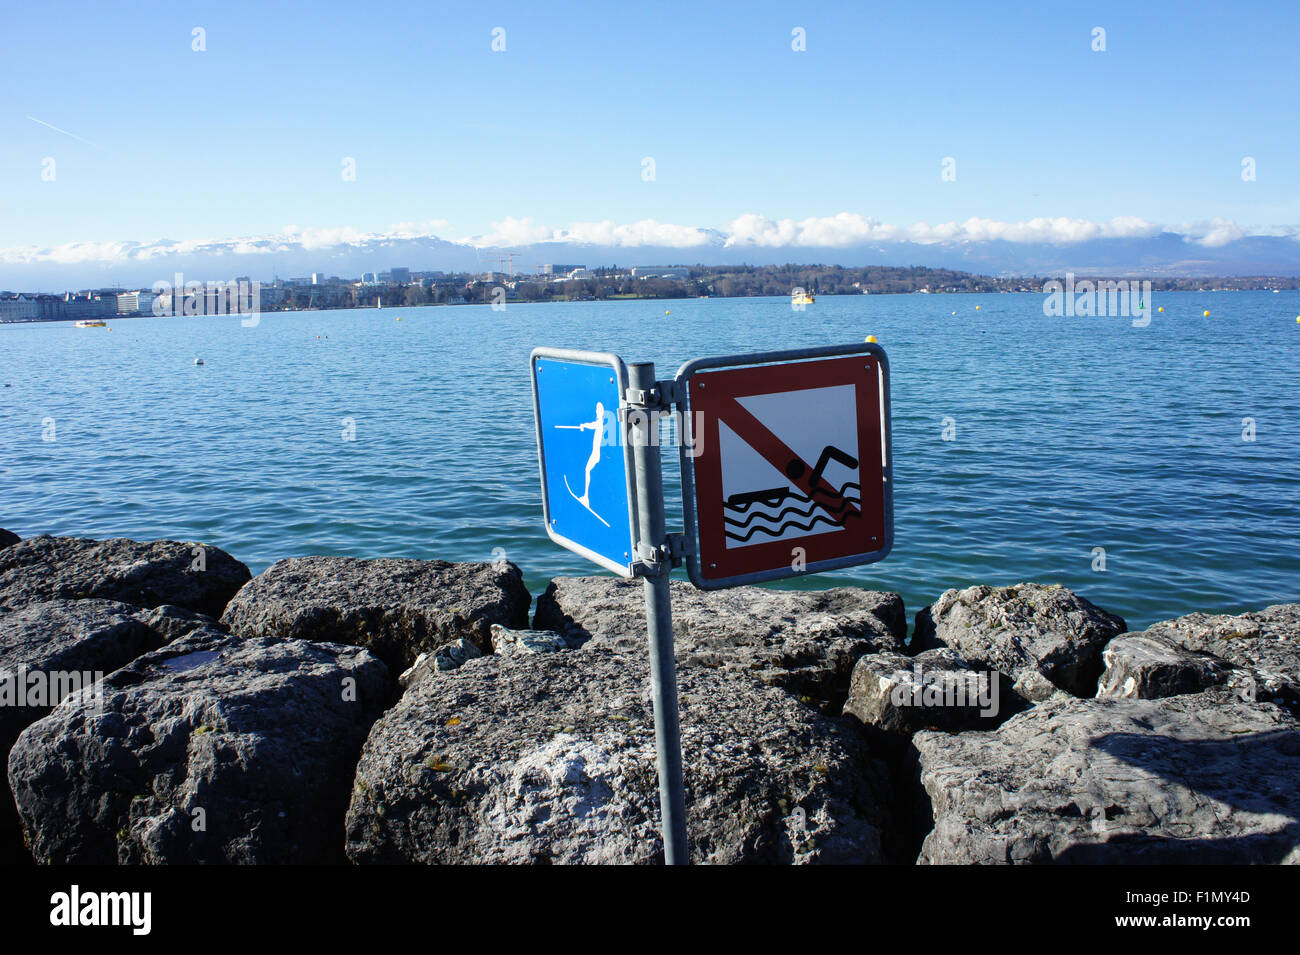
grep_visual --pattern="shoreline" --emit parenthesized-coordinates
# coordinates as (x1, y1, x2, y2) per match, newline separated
(4, 283, 1299, 326)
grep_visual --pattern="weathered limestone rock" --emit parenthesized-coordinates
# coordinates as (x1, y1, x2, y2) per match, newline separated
(1, 598, 160, 862)
(135, 604, 227, 643)
(843, 648, 1022, 740)
(220, 556, 530, 673)
(0, 535, 250, 617)
(1139, 604, 1300, 710)
(346, 648, 900, 864)
(398, 627, 574, 692)
(397, 639, 484, 691)
(1096, 632, 1236, 700)
(534, 576, 905, 705)
(913, 691, 1300, 864)
(491, 624, 572, 657)
(914, 583, 1126, 701)
(8, 628, 391, 864)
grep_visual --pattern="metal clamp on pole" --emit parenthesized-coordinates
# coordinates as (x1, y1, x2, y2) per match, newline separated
(626, 361, 689, 865)
(625, 379, 682, 411)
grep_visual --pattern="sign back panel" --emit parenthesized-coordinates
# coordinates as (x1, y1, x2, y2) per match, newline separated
(679, 349, 891, 589)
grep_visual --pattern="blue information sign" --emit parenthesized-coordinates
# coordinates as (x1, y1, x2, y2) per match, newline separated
(531, 348, 638, 576)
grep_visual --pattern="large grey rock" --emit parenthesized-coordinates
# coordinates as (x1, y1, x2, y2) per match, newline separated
(0, 529, 18, 549)
(8, 629, 391, 864)
(398, 625, 574, 693)
(1138, 604, 1300, 711)
(396, 639, 483, 691)
(913, 691, 1300, 864)
(220, 556, 530, 673)
(843, 648, 1022, 740)
(1096, 632, 1237, 700)
(346, 648, 900, 864)
(491, 624, 573, 657)
(914, 583, 1126, 701)
(135, 604, 227, 643)
(0, 535, 251, 617)
(534, 577, 905, 706)
(1, 598, 160, 862)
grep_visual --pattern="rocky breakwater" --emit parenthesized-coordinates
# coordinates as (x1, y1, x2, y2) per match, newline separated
(904, 586, 1300, 863)
(534, 576, 906, 709)
(5, 522, 1299, 865)
(219, 556, 531, 673)
(0, 533, 248, 862)
(9, 629, 391, 863)
(3, 537, 530, 863)
(0, 534, 251, 617)
(1095, 604, 1299, 710)
(344, 576, 911, 864)
(346, 646, 899, 864)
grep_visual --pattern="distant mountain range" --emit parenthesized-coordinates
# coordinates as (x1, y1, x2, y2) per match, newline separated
(4, 217, 1299, 291)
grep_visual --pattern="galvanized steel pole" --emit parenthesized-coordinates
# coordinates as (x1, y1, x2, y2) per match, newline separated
(627, 361, 689, 865)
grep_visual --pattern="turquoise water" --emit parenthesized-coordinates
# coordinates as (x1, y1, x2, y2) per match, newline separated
(2, 292, 1297, 630)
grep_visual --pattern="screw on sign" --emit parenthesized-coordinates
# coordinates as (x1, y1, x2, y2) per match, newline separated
(529, 342, 893, 864)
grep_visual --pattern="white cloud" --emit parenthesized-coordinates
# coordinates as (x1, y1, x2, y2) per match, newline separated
(560, 219, 715, 248)
(388, 219, 451, 237)
(723, 214, 1165, 247)
(459, 216, 555, 248)
(0, 215, 1293, 267)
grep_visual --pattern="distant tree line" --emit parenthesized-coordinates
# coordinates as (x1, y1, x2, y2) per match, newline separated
(260, 265, 1300, 312)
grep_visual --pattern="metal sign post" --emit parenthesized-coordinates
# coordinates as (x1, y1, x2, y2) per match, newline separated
(531, 348, 689, 864)
(530, 340, 892, 867)
(626, 362, 689, 865)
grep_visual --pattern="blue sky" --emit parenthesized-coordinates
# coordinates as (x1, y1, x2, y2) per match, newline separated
(3, 0, 1297, 251)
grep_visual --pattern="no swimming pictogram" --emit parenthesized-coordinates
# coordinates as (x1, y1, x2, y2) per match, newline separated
(681, 352, 891, 588)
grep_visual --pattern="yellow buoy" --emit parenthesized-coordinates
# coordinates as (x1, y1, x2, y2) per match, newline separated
(866, 335, 877, 343)
(1203, 310, 1211, 317)
(975, 305, 981, 310)
(1295, 316, 1300, 323)
(1157, 306, 1163, 312)
(665, 310, 670, 315)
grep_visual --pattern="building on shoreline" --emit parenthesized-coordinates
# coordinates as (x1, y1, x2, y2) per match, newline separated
(114, 290, 157, 316)
(0, 294, 39, 322)
(631, 266, 689, 279)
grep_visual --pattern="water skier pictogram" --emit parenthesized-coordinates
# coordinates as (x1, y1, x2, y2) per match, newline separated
(554, 401, 612, 527)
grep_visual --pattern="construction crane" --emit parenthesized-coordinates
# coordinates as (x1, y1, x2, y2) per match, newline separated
(477, 250, 523, 281)
(490, 251, 522, 277)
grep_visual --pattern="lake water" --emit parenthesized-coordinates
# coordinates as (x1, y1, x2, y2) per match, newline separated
(3, 292, 1297, 631)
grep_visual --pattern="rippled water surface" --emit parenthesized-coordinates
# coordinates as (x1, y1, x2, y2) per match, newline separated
(3, 292, 1297, 630)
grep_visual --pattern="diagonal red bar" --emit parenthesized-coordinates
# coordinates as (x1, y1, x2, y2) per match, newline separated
(719, 396, 861, 522)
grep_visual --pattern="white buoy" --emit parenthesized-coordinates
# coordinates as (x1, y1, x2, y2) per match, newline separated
(194, 357, 205, 366)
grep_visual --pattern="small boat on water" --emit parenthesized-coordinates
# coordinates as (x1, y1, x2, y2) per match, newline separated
(792, 290, 815, 306)
(74, 320, 107, 328)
